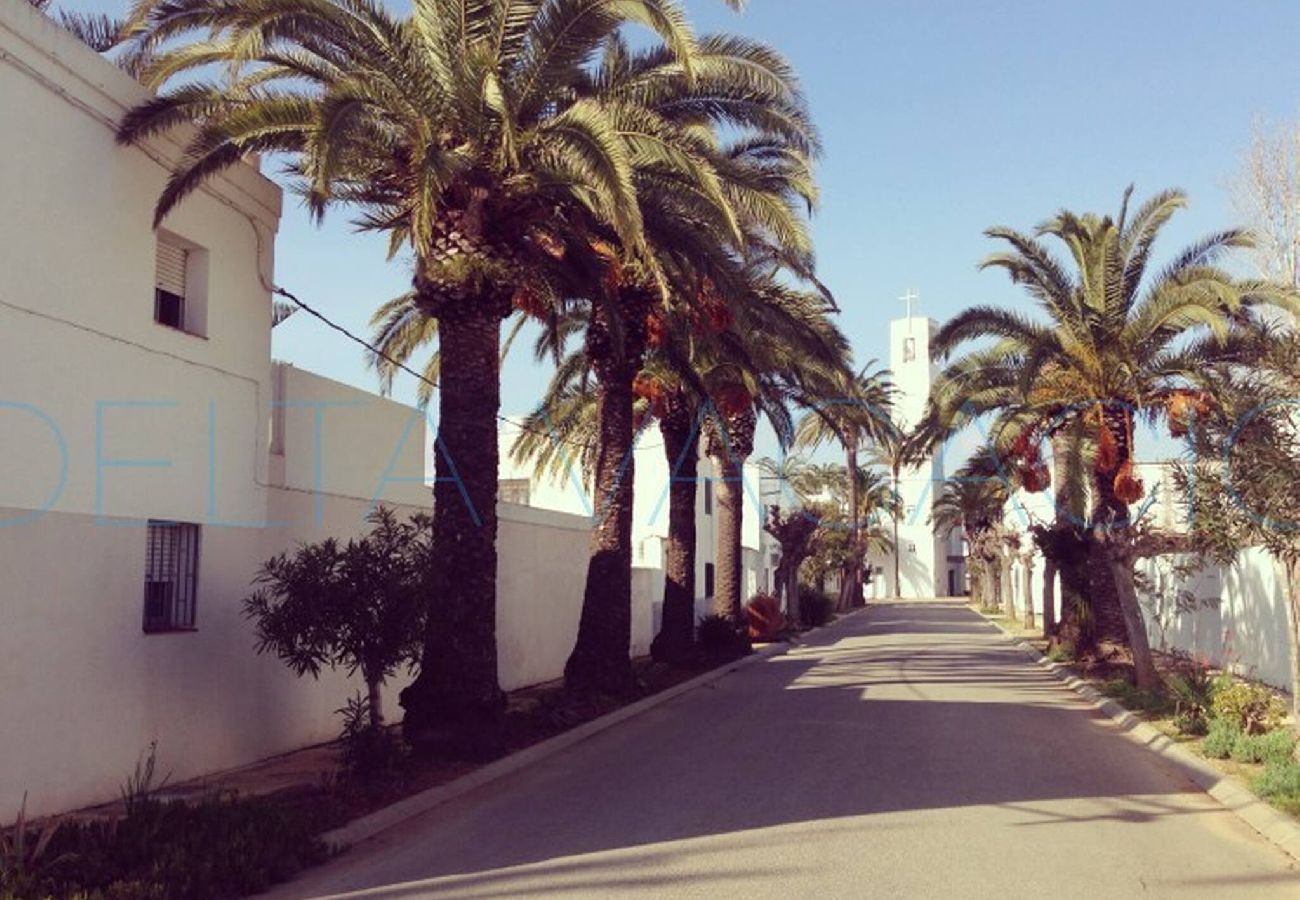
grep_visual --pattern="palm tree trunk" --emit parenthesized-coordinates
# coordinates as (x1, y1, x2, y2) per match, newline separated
(1088, 408, 1135, 650)
(711, 453, 746, 622)
(1021, 555, 1035, 630)
(891, 464, 902, 598)
(650, 408, 698, 663)
(1100, 536, 1159, 689)
(566, 299, 645, 694)
(846, 440, 861, 609)
(1049, 426, 1090, 651)
(1042, 559, 1057, 636)
(1001, 554, 1015, 620)
(401, 301, 505, 758)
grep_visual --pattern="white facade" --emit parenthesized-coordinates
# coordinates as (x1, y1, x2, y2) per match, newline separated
(0, 1, 669, 817)
(498, 420, 776, 629)
(1001, 463, 1296, 692)
(882, 315, 953, 598)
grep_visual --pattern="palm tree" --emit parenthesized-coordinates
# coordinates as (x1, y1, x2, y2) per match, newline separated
(930, 186, 1297, 688)
(794, 362, 896, 609)
(118, 0, 717, 754)
(865, 426, 921, 598)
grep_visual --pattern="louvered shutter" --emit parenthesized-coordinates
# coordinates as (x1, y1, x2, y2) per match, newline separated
(155, 240, 188, 298)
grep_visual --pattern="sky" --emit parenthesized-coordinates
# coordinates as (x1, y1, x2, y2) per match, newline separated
(59, 0, 1300, 463)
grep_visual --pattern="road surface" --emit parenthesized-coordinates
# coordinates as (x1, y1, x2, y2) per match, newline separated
(271, 601, 1300, 899)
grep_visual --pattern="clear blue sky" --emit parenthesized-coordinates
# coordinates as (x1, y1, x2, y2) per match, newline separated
(63, 0, 1300, 459)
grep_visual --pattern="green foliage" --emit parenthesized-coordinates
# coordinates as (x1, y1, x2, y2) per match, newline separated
(798, 585, 835, 627)
(1254, 758, 1300, 813)
(1099, 678, 1174, 717)
(337, 693, 406, 782)
(2, 792, 328, 900)
(697, 614, 750, 660)
(1230, 728, 1298, 765)
(1167, 655, 1216, 735)
(1201, 718, 1240, 759)
(1046, 642, 1075, 663)
(0, 794, 68, 898)
(244, 507, 430, 729)
(1210, 676, 1288, 735)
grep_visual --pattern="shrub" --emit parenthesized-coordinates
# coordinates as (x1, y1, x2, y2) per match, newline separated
(697, 614, 750, 660)
(1167, 656, 1215, 735)
(1099, 678, 1174, 717)
(1046, 641, 1075, 664)
(1202, 718, 1240, 759)
(1230, 728, 1298, 765)
(1210, 676, 1287, 735)
(1253, 758, 1300, 806)
(743, 593, 786, 642)
(337, 693, 406, 782)
(798, 586, 835, 628)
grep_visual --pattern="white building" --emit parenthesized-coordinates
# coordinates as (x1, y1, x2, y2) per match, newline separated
(0, 0, 671, 816)
(498, 420, 776, 632)
(868, 312, 958, 599)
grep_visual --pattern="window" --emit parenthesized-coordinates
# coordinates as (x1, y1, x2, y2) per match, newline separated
(704, 480, 713, 515)
(154, 234, 207, 335)
(499, 478, 531, 506)
(154, 238, 188, 329)
(143, 521, 200, 632)
(902, 337, 917, 363)
(704, 562, 715, 598)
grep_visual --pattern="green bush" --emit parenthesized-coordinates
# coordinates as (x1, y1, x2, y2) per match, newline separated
(1230, 728, 1298, 765)
(1201, 718, 1239, 759)
(697, 614, 750, 660)
(337, 693, 406, 782)
(1210, 676, 1287, 735)
(1045, 642, 1075, 664)
(1253, 758, 1300, 806)
(1099, 678, 1174, 717)
(1166, 657, 1215, 735)
(798, 586, 834, 628)
(2, 794, 329, 900)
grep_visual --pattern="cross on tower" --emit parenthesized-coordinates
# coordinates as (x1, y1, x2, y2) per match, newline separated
(899, 288, 920, 319)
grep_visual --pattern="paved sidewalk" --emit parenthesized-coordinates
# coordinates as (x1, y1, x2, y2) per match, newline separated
(270, 601, 1300, 899)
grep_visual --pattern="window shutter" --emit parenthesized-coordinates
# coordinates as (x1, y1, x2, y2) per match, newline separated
(155, 240, 188, 298)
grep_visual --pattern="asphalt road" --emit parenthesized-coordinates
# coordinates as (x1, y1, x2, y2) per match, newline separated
(270, 601, 1300, 899)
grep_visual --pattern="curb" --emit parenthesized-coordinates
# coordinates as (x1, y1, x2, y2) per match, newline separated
(975, 610, 1300, 864)
(320, 608, 866, 851)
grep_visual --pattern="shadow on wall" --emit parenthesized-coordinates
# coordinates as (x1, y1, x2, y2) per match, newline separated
(1141, 549, 1293, 691)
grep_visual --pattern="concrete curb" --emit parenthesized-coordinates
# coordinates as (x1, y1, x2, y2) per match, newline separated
(975, 610, 1300, 863)
(320, 609, 866, 851)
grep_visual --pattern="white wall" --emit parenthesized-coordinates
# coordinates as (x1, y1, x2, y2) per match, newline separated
(1139, 549, 1294, 691)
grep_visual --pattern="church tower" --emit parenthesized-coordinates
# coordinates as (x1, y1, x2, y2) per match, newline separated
(883, 293, 953, 598)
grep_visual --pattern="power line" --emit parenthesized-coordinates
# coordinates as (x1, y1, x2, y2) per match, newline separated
(271, 284, 593, 449)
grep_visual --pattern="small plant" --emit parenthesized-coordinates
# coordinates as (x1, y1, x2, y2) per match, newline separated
(1099, 678, 1175, 717)
(1046, 641, 1075, 664)
(1253, 758, 1300, 815)
(1210, 675, 1287, 735)
(0, 794, 67, 896)
(743, 593, 786, 641)
(697, 614, 750, 660)
(1201, 718, 1240, 759)
(1230, 728, 1297, 765)
(798, 585, 835, 628)
(1166, 655, 1216, 736)
(337, 692, 405, 782)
